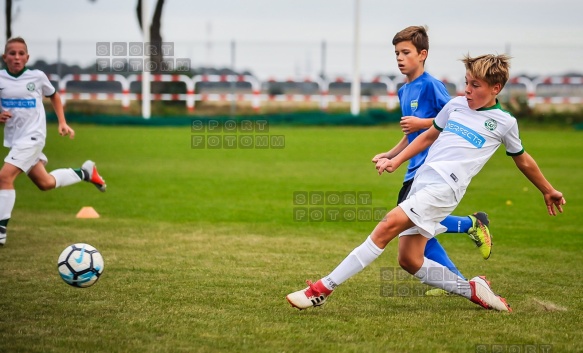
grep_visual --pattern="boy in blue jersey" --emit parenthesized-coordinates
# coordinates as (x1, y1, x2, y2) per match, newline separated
(0, 37, 107, 246)
(372, 26, 492, 285)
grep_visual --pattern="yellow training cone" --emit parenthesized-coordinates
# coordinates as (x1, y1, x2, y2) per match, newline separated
(76, 207, 100, 219)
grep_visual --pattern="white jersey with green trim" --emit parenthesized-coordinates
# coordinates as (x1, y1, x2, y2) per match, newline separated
(0, 68, 56, 148)
(419, 96, 524, 201)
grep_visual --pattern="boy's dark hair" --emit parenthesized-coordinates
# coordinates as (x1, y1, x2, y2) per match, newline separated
(4, 37, 28, 53)
(392, 26, 429, 54)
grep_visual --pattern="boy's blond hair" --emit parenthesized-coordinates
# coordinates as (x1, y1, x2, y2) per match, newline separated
(392, 26, 429, 55)
(4, 37, 28, 53)
(462, 54, 511, 89)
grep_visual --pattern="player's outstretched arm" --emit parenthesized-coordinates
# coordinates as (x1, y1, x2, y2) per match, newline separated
(372, 136, 409, 163)
(377, 126, 440, 175)
(512, 152, 566, 216)
(50, 92, 75, 139)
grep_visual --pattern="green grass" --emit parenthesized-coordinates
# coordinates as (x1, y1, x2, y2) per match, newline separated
(1, 124, 582, 353)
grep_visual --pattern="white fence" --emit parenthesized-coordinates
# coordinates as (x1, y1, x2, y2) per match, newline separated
(48, 74, 583, 113)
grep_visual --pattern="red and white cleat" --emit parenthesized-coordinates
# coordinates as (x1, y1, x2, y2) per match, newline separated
(469, 276, 511, 312)
(82, 160, 106, 192)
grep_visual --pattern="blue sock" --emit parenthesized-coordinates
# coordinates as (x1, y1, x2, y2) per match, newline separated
(440, 215, 473, 233)
(424, 238, 466, 280)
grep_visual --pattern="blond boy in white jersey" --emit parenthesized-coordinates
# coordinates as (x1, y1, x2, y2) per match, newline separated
(287, 54, 566, 312)
(0, 37, 107, 246)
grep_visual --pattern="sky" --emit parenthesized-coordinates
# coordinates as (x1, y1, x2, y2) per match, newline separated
(3, 0, 583, 80)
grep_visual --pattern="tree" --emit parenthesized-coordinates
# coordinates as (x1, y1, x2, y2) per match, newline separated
(5, 0, 12, 40)
(5, 0, 24, 41)
(136, 0, 166, 72)
(5, 1, 167, 71)
(89, 0, 166, 72)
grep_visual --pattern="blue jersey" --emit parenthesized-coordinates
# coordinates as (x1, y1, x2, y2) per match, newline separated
(398, 72, 451, 181)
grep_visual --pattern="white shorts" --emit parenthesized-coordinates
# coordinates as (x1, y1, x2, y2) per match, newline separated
(398, 168, 458, 239)
(5, 144, 48, 174)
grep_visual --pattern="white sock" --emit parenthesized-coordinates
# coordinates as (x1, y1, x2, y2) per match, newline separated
(50, 168, 82, 188)
(0, 189, 16, 222)
(322, 235, 384, 291)
(414, 257, 471, 298)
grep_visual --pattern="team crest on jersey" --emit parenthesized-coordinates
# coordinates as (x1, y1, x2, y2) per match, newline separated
(26, 82, 35, 91)
(410, 100, 418, 112)
(484, 118, 498, 131)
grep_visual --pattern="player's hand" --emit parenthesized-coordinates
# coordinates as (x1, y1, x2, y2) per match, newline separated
(400, 116, 425, 134)
(544, 190, 566, 216)
(59, 123, 75, 139)
(372, 153, 389, 163)
(375, 157, 397, 175)
(0, 111, 12, 123)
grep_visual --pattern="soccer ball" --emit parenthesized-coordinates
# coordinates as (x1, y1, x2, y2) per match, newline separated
(57, 243, 104, 288)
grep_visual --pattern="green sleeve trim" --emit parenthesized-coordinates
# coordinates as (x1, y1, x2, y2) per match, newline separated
(433, 120, 443, 131)
(506, 149, 524, 156)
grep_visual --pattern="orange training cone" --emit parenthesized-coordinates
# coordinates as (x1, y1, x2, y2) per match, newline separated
(76, 206, 100, 219)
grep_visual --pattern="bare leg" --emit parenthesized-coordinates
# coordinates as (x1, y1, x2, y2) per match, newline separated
(370, 206, 415, 249)
(0, 162, 22, 190)
(398, 233, 428, 274)
(28, 161, 57, 191)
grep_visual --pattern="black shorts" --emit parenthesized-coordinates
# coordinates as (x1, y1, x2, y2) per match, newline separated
(397, 178, 414, 205)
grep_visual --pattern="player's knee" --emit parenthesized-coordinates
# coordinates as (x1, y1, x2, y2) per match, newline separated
(398, 254, 421, 275)
(35, 179, 55, 191)
(0, 174, 14, 189)
(36, 183, 50, 191)
(372, 220, 401, 245)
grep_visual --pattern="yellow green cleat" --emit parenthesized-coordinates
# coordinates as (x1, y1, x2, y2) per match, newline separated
(467, 212, 492, 260)
(424, 288, 450, 296)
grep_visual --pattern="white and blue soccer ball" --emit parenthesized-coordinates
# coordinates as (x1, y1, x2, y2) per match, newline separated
(57, 243, 104, 288)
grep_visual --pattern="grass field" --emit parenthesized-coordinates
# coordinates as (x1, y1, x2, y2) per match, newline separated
(0, 123, 582, 353)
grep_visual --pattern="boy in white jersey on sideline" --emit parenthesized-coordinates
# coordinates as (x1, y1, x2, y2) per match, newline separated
(287, 53, 565, 312)
(0, 37, 106, 246)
